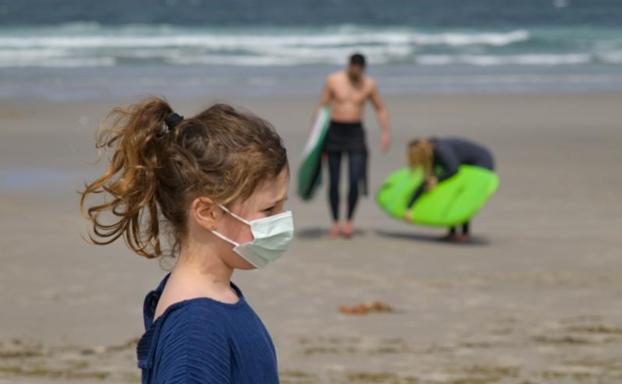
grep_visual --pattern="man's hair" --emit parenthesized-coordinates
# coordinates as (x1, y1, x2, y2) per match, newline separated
(349, 53, 366, 68)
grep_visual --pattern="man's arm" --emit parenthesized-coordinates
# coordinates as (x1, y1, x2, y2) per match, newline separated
(369, 80, 390, 152)
(314, 77, 332, 118)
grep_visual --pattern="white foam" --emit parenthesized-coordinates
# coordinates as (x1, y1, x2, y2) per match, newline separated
(0, 55, 116, 68)
(416, 53, 593, 66)
(0, 27, 530, 50)
(597, 51, 622, 64)
(412, 30, 530, 46)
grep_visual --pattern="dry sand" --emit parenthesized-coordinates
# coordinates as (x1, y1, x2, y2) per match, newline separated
(1, 93, 621, 383)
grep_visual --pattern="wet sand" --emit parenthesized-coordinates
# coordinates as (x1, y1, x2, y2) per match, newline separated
(1, 93, 621, 383)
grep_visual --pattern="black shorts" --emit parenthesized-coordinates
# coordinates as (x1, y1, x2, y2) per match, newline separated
(323, 120, 368, 153)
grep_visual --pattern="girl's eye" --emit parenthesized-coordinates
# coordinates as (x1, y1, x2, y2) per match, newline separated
(263, 206, 276, 214)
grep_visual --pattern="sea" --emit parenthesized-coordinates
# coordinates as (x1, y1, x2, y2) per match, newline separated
(1, 0, 622, 100)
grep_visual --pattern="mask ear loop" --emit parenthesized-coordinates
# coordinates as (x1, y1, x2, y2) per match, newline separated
(218, 204, 251, 225)
(210, 204, 250, 247)
(210, 229, 240, 247)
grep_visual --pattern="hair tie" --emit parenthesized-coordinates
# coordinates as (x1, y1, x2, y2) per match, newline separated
(160, 112, 184, 137)
(165, 112, 184, 130)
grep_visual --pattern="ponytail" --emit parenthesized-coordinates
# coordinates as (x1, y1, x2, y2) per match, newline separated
(80, 97, 174, 258)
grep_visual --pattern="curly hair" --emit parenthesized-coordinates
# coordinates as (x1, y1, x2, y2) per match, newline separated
(80, 97, 288, 259)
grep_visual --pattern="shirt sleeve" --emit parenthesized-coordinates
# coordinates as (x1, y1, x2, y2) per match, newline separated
(433, 142, 460, 182)
(156, 306, 232, 384)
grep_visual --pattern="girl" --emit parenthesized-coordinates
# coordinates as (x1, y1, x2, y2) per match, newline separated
(80, 98, 293, 383)
(405, 137, 495, 242)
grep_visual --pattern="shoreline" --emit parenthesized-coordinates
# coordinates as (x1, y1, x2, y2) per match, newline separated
(3, 63, 622, 103)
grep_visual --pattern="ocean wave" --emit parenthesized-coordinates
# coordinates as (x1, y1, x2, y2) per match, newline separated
(0, 24, 620, 68)
(0, 52, 618, 69)
(0, 52, 116, 68)
(416, 53, 594, 66)
(596, 51, 622, 64)
(0, 29, 530, 49)
(412, 30, 529, 46)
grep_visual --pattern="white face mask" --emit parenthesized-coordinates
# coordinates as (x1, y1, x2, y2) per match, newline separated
(211, 204, 294, 268)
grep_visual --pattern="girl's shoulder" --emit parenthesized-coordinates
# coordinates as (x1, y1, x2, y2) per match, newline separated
(139, 299, 242, 382)
(158, 300, 230, 340)
(158, 281, 245, 316)
(157, 284, 249, 330)
(138, 297, 232, 372)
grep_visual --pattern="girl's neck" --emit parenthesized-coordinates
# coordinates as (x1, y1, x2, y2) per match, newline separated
(166, 243, 238, 303)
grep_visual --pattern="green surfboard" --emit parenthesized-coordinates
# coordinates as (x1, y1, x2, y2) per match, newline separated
(297, 107, 330, 201)
(376, 165, 499, 227)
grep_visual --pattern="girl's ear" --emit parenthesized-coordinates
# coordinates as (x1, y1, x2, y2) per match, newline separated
(190, 197, 221, 231)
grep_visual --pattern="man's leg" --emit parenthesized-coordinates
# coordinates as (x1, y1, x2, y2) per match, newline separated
(327, 151, 342, 237)
(343, 151, 365, 237)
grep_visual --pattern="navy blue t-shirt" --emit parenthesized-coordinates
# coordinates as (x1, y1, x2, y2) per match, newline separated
(136, 273, 279, 383)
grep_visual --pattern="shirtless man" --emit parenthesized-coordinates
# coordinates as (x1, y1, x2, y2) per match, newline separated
(316, 53, 391, 238)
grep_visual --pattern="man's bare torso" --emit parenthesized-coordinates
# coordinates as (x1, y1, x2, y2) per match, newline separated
(327, 71, 375, 123)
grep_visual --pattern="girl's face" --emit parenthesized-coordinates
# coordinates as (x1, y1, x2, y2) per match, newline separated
(215, 168, 290, 269)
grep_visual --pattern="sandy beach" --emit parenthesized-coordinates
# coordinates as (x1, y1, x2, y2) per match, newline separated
(1, 92, 621, 383)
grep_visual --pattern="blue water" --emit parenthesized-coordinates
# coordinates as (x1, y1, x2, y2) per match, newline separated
(2, 0, 621, 27)
(0, 0, 621, 98)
